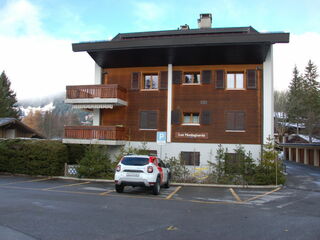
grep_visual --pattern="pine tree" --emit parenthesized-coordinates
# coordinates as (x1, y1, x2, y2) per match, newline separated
(302, 60, 320, 142)
(287, 66, 304, 132)
(0, 71, 20, 118)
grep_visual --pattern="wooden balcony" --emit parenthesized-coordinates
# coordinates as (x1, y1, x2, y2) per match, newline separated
(63, 126, 126, 145)
(65, 84, 127, 109)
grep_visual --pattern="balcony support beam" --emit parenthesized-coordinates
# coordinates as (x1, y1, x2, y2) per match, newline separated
(167, 63, 173, 143)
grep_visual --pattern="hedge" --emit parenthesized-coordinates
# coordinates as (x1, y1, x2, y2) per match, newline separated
(0, 139, 85, 176)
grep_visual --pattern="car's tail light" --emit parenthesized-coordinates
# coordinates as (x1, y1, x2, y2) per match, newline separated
(147, 166, 153, 173)
(116, 165, 121, 172)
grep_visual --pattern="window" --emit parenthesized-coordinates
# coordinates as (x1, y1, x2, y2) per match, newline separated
(226, 111, 245, 131)
(227, 73, 244, 89)
(121, 157, 149, 166)
(181, 152, 200, 166)
(183, 112, 200, 125)
(184, 72, 200, 84)
(143, 74, 158, 90)
(140, 111, 158, 130)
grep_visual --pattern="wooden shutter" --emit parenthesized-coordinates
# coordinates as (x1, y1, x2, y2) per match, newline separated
(140, 111, 148, 129)
(247, 70, 257, 89)
(148, 111, 157, 129)
(131, 72, 140, 90)
(160, 71, 168, 89)
(215, 70, 225, 89)
(171, 110, 181, 124)
(201, 70, 211, 84)
(235, 111, 245, 130)
(226, 111, 235, 130)
(140, 111, 158, 129)
(200, 111, 211, 125)
(173, 71, 182, 84)
(192, 152, 200, 166)
(180, 152, 189, 165)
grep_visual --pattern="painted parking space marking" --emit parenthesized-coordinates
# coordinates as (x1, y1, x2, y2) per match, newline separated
(0, 177, 51, 186)
(99, 190, 115, 196)
(0, 176, 285, 205)
(166, 186, 182, 199)
(83, 187, 110, 192)
(243, 187, 282, 202)
(42, 181, 91, 190)
(229, 188, 242, 202)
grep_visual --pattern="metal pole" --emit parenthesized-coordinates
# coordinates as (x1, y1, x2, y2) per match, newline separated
(275, 155, 278, 186)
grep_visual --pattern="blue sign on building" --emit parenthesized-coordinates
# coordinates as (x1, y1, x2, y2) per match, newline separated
(156, 132, 166, 145)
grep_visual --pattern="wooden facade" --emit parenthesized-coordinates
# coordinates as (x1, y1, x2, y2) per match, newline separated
(101, 64, 262, 144)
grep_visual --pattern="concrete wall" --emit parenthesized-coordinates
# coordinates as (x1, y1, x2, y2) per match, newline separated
(263, 45, 274, 144)
(108, 141, 262, 166)
(93, 63, 102, 126)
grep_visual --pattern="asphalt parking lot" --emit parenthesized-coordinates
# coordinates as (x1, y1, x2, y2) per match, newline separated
(0, 175, 280, 205)
(1, 161, 320, 240)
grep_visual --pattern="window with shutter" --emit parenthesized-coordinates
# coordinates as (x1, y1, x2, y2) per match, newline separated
(173, 71, 182, 84)
(247, 70, 257, 89)
(201, 70, 211, 84)
(181, 151, 200, 166)
(225, 111, 245, 131)
(183, 112, 200, 125)
(171, 110, 181, 125)
(200, 111, 211, 125)
(140, 111, 158, 130)
(131, 72, 140, 90)
(215, 70, 225, 89)
(226, 73, 244, 89)
(143, 73, 158, 90)
(183, 72, 200, 84)
(160, 71, 168, 89)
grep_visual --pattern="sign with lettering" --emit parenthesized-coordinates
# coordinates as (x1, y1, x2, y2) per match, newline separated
(175, 132, 208, 139)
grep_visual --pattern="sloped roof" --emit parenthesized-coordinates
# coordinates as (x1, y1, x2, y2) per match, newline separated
(0, 118, 45, 139)
(72, 26, 289, 68)
(0, 118, 16, 127)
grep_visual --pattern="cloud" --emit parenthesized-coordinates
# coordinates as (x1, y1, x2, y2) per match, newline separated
(0, 0, 93, 100)
(0, 0, 42, 36)
(132, 1, 168, 30)
(274, 32, 320, 91)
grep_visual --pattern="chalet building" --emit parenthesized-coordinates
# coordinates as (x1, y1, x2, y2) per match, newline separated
(63, 14, 289, 165)
(0, 118, 44, 139)
(280, 134, 320, 167)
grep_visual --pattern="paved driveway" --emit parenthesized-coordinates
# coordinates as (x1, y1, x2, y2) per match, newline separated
(0, 161, 319, 240)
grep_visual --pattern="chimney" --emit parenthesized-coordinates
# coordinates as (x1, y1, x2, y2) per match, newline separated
(197, 13, 212, 29)
(179, 24, 190, 30)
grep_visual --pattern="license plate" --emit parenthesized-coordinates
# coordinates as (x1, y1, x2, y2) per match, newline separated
(126, 173, 139, 177)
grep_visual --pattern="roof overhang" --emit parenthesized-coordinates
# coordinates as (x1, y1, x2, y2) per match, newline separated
(73, 32, 289, 68)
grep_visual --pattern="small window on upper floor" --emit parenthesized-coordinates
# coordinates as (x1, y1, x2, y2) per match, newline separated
(184, 72, 200, 84)
(183, 112, 200, 125)
(227, 73, 244, 90)
(143, 74, 158, 90)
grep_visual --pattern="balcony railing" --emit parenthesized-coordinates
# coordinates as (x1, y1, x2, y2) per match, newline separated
(66, 84, 127, 101)
(64, 126, 126, 141)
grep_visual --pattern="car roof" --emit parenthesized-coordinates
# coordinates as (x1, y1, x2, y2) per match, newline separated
(123, 155, 152, 158)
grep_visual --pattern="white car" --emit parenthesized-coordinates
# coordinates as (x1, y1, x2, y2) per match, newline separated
(114, 155, 171, 195)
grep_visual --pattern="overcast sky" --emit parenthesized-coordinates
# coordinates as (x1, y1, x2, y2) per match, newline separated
(0, 0, 320, 100)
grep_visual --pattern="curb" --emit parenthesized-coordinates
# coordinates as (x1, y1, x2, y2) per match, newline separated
(54, 176, 281, 189)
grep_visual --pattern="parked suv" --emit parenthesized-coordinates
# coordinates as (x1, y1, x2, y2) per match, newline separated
(114, 155, 171, 195)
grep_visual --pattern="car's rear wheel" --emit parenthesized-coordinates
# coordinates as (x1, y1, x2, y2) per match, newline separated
(164, 175, 170, 188)
(115, 184, 124, 193)
(152, 177, 160, 195)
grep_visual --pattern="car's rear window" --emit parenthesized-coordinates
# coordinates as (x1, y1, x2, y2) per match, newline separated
(121, 157, 149, 166)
